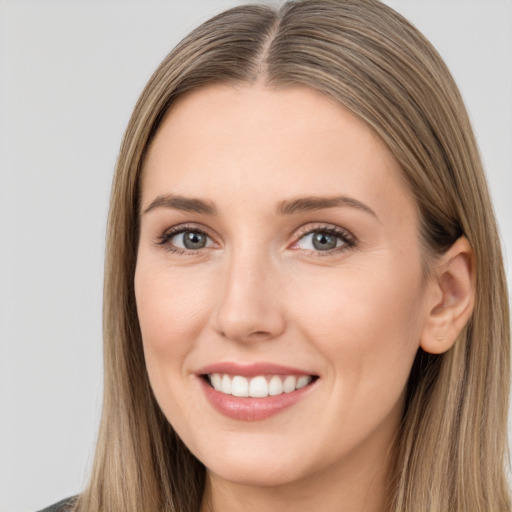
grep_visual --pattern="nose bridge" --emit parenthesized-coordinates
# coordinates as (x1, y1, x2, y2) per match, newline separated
(213, 242, 285, 342)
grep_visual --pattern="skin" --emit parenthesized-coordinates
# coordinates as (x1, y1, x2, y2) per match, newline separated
(134, 84, 474, 512)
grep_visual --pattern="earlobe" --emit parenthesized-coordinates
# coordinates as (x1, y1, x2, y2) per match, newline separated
(420, 236, 476, 355)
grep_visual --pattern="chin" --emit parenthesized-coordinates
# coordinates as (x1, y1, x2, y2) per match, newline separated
(205, 457, 304, 488)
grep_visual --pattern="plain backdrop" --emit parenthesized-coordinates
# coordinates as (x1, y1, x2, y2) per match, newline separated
(0, 1, 511, 511)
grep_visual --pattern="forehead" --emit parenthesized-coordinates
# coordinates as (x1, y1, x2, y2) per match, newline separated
(142, 84, 416, 224)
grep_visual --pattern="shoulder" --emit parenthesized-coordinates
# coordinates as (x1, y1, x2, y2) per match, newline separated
(36, 496, 78, 512)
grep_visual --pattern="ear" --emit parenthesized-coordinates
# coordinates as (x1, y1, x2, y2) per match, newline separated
(420, 236, 476, 355)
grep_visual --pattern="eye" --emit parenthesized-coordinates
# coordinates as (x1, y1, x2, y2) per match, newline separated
(172, 230, 211, 250)
(292, 225, 355, 254)
(157, 226, 215, 253)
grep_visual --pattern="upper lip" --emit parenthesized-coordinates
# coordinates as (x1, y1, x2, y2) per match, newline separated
(196, 362, 317, 378)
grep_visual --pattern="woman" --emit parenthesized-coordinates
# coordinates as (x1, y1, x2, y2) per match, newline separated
(42, 0, 510, 511)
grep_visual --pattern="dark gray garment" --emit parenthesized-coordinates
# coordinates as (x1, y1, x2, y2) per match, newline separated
(36, 496, 77, 512)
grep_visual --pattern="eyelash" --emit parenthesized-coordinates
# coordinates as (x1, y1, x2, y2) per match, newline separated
(155, 223, 357, 257)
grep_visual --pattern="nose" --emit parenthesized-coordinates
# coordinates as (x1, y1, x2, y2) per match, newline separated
(212, 251, 286, 343)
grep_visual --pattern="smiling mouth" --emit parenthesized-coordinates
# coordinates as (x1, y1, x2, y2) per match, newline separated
(203, 373, 318, 398)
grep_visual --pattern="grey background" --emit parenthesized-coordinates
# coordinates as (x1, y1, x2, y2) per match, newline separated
(0, 1, 510, 511)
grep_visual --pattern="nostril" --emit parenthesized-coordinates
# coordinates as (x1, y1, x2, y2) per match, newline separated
(251, 331, 272, 337)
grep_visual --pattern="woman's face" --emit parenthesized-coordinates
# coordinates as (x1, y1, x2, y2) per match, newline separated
(135, 84, 431, 488)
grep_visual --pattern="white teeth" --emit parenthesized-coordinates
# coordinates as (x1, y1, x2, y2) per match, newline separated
(210, 373, 221, 390)
(268, 375, 283, 396)
(296, 376, 311, 389)
(221, 374, 232, 394)
(231, 376, 249, 397)
(208, 373, 314, 397)
(283, 376, 296, 393)
(249, 376, 268, 397)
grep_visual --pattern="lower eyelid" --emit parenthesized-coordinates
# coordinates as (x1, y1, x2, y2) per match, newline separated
(293, 240, 350, 254)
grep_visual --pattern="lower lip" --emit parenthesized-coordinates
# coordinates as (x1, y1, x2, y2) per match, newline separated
(199, 377, 316, 421)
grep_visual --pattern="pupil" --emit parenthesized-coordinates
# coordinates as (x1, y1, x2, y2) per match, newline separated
(312, 232, 337, 251)
(183, 231, 206, 249)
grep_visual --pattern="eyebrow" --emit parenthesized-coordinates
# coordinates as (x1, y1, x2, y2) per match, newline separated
(277, 195, 379, 219)
(143, 194, 217, 216)
(142, 193, 378, 220)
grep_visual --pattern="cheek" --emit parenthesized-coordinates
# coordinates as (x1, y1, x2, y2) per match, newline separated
(134, 262, 215, 431)
(135, 263, 212, 357)
(133, 262, 215, 429)
(289, 259, 425, 403)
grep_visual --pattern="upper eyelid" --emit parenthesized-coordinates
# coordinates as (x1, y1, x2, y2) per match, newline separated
(160, 221, 353, 236)
(292, 223, 355, 241)
(161, 223, 215, 238)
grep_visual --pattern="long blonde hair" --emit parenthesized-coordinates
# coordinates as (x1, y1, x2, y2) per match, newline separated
(75, 1, 511, 510)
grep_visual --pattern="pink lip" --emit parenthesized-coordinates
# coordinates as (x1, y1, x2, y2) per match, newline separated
(196, 362, 318, 422)
(199, 379, 315, 421)
(197, 362, 315, 378)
